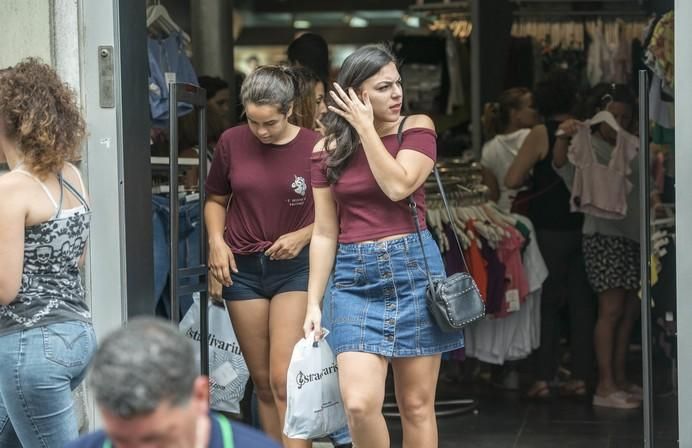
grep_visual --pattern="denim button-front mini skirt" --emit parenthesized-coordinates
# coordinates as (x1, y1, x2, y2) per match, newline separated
(328, 230, 464, 358)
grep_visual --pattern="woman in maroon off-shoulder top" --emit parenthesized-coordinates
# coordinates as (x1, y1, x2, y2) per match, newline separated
(303, 44, 464, 448)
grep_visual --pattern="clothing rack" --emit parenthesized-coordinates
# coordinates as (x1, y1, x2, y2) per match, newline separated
(409, 0, 471, 14)
(513, 10, 649, 17)
(167, 81, 211, 376)
(510, 0, 649, 17)
(385, 156, 481, 419)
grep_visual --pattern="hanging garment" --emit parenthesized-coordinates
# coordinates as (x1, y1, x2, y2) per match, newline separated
(649, 73, 675, 129)
(480, 235, 507, 316)
(495, 226, 529, 317)
(645, 11, 674, 93)
(445, 30, 465, 114)
(567, 123, 639, 220)
(611, 22, 632, 84)
(148, 32, 199, 128)
(464, 218, 546, 364)
(514, 215, 548, 293)
(480, 129, 531, 213)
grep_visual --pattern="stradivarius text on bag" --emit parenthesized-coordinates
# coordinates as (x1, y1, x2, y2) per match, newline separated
(185, 328, 242, 356)
(295, 362, 338, 390)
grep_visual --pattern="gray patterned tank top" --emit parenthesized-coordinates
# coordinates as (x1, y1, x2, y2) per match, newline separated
(0, 167, 92, 335)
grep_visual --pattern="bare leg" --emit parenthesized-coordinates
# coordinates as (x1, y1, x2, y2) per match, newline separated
(227, 299, 281, 441)
(391, 355, 442, 448)
(269, 291, 311, 448)
(337, 352, 389, 448)
(593, 288, 625, 397)
(614, 290, 641, 388)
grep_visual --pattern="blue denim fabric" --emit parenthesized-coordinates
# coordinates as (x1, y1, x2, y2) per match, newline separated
(320, 276, 353, 446)
(330, 230, 464, 357)
(221, 247, 309, 301)
(148, 32, 198, 128)
(152, 195, 201, 319)
(0, 321, 96, 447)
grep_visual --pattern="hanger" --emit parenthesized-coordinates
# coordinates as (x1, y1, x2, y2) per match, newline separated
(146, 4, 192, 49)
(589, 110, 621, 132)
(555, 110, 621, 137)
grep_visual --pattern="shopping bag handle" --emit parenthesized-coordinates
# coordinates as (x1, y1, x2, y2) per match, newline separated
(309, 329, 330, 347)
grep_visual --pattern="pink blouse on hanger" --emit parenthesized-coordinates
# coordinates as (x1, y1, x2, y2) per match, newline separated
(567, 123, 639, 220)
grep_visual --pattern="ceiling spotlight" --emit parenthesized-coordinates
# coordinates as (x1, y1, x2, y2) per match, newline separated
(404, 16, 421, 27)
(349, 16, 368, 28)
(293, 19, 311, 29)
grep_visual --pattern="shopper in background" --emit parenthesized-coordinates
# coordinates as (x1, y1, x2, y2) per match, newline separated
(287, 32, 330, 86)
(504, 70, 595, 400)
(304, 44, 464, 448)
(553, 83, 642, 409)
(205, 66, 320, 447)
(0, 58, 96, 447)
(180, 76, 235, 189)
(199, 75, 233, 146)
(289, 66, 328, 135)
(480, 87, 538, 212)
(66, 317, 280, 448)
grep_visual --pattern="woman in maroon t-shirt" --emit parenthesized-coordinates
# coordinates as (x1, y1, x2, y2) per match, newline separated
(205, 66, 319, 448)
(303, 45, 464, 448)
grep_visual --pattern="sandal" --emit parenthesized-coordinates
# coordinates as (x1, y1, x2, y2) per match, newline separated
(593, 391, 641, 409)
(526, 381, 551, 400)
(560, 380, 587, 398)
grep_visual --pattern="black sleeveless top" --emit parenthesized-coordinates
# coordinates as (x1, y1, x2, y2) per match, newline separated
(527, 120, 583, 231)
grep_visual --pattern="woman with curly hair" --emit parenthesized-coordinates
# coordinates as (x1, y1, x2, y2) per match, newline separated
(0, 58, 96, 447)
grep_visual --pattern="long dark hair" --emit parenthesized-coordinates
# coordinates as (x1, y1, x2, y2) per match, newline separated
(322, 44, 397, 184)
(579, 83, 636, 116)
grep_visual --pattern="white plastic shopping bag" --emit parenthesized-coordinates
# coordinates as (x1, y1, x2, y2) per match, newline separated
(283, 330, 348, 439)
(179, 296, 250, 414)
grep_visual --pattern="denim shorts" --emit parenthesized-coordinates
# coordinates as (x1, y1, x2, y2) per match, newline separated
(222, 246, 309, 300)
(329, 230, 464, 358)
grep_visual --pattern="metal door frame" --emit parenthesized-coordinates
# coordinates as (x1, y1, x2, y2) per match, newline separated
(79, 0, 153, 424)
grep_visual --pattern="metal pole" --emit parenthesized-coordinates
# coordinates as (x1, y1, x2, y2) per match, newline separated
(675, 3, 692, 444)
(169, 82, 180, 324)
(638, 69, 654, 448)
(470, 0, 482, 159)
(197, 104, 209, 376)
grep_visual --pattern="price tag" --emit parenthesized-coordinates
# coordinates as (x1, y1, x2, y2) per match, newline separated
(506, 289, 520, 312)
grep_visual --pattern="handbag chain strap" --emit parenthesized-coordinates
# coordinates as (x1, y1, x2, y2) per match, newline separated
(396, 117, 470, 286)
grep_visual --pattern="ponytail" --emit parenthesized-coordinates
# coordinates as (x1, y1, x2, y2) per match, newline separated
(482, 102, 501, 139)
(482, 87, 531, 140)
